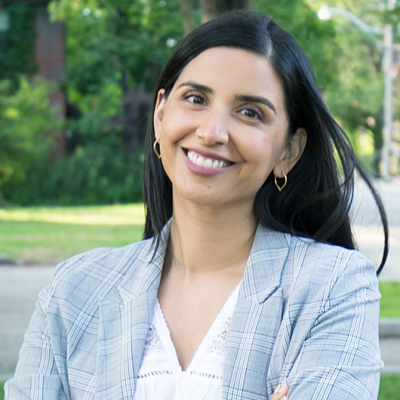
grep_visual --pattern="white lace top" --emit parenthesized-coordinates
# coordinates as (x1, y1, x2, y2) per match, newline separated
(134, 283, 241, 400)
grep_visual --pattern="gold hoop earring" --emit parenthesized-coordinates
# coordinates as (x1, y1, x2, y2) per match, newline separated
(274, 172, 287, 192)
(153, 138, 161, 159)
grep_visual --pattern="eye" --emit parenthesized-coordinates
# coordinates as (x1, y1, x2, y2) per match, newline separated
(239, 107, 263, 121)
(185, 93, 206, 105)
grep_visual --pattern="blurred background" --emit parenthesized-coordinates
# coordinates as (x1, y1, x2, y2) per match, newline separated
(0, 0, 400, 398)
(0, 0, 399, 210)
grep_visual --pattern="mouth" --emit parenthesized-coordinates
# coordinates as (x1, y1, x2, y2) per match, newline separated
(184, 149, 233, 169)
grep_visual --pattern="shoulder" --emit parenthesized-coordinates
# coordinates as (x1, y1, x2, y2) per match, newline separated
(38, 238, 153, 313)
(288, 235, 376, 280)
(257, 227, 376, 278)
(281, 234, 379, 308)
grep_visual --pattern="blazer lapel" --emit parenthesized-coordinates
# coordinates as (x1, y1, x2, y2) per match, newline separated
(95, 226, 170, 399)
(223, 226, 291, 400)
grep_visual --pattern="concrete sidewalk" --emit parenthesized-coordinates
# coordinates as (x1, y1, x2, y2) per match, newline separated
(351, 178, 400, 280)
(380, 319, 400, 374)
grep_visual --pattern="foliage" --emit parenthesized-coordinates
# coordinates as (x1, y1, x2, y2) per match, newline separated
(0, 76, 60, 204)
(2, 141, 144, 206)
(0, 0, 184, 207)
(0, 3, 36, 87)
(49, 0, 183, 91)
(49, 0, 183, 147)
(0, 0, 396, 205)
(255, 0, 340, 90)
(306, 0, 398, 174)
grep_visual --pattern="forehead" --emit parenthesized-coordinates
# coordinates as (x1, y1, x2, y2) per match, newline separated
(174, 47, 285, 107)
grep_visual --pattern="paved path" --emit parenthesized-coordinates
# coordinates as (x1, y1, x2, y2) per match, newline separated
(0, 178, 399, 380)
(351, 178, 400, 280)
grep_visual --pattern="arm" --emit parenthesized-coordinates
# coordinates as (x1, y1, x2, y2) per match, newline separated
(5, 291, 67, 400)
(286, 253, 382, 400)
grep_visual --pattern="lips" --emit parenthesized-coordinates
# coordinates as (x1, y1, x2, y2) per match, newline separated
(186, 150, 231, 168)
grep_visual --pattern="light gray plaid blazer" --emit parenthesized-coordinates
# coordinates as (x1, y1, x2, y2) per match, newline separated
(6, 222, 383, 399)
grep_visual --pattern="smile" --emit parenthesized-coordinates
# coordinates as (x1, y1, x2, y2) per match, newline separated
(186, 150, 231, 168)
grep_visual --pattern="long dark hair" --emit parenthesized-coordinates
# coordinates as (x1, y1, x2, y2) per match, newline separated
(143, 11, 388, 274)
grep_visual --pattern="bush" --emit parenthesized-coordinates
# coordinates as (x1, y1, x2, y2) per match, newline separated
(2, 140, 144, 206)
(0, 76, 60, 204)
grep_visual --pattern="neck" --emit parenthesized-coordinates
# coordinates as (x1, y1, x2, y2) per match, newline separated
(167, 195, 257, 278)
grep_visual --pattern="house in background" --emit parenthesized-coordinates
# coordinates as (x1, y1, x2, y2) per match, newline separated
(0, 0, 66, 156)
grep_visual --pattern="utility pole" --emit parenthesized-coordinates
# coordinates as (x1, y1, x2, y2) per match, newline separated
(381, 0, 395, 180)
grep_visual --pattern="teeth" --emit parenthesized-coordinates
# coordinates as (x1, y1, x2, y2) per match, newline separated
(204, 159, 213, 168)
(187, 150, 229, 168)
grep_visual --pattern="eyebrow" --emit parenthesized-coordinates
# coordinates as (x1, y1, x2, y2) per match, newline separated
(178, 82, 213, 94)
(177, 81, 277, 115)
(235, 95, 276, 115)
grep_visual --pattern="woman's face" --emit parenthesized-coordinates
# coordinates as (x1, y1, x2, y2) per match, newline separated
(154, 47, 306, 210)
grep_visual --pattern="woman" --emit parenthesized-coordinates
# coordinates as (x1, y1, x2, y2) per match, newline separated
(6, 11, 387, 400)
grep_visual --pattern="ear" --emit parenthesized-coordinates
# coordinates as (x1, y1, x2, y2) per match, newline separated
(274, 128, 307, 178)
(154, 89, 166, 140)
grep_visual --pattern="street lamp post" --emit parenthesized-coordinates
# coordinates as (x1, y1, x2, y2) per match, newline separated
(382, 24, 394, 180)
(318, 4, 395, 180)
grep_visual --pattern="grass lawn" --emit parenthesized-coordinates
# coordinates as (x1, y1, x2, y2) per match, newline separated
(1, 376, 399, 399)
(379, 282, 400, 318)
(0, 204, 145, 264)
(379, 375, 400, 399)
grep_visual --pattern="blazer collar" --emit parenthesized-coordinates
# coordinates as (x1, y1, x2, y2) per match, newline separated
(222, 225, 291, 400)
(240, 223, 291, 303)
(117, 220, 171, 301)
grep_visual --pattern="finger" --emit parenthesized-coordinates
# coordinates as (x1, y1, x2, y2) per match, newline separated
(270, 384, 289, 400)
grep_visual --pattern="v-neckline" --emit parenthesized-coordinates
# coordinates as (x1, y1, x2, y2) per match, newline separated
(155, 282, 241, 372)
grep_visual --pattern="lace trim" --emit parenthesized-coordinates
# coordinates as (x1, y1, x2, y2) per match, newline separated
(139, 282, 241, 378)
(188, 370, 222, 380)
(138, 370, 173, 379)
(203, 315, 233, 357)
(142, 324, 166, 358)
(137, 369, 222, 380)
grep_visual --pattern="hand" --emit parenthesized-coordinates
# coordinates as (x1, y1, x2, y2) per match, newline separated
(270, 384, 289, 400)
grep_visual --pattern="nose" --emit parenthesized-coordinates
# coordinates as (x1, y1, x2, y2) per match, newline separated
(195, 108, 229, 145)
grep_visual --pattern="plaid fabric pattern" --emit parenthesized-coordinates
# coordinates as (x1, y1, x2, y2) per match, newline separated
(5, 223, 382, 399)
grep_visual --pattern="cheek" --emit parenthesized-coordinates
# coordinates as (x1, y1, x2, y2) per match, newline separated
(240, 135, 282, 167)
(161, 104, 198, 137)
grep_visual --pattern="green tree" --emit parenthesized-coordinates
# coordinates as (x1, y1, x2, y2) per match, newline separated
(307, 0, 398, 173)
(0, 3, 36, 88)
(0, 76, 60, 205)
(49, 0, 184, 152)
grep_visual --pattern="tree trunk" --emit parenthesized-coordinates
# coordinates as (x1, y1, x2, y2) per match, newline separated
(202, 0, 252, 23)
(178, 0, 195, 35)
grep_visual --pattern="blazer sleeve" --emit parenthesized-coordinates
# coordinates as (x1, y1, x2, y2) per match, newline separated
(5, 287, 67, 400)
(286, 252, 383, 400)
